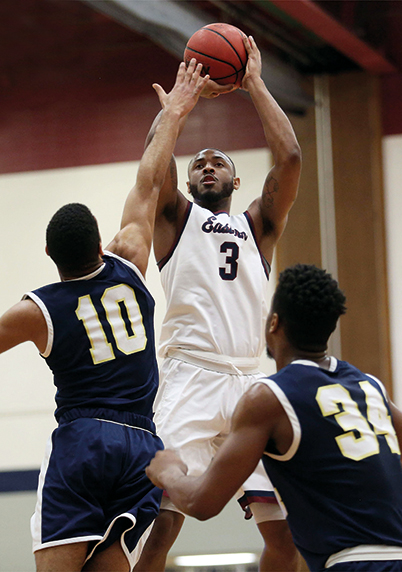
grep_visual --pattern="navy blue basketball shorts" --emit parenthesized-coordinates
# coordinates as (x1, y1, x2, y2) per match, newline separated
(31, 409, 163, 566)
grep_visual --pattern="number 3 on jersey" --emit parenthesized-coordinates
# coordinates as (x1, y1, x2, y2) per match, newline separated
(76, 284, 147, 364)
(316, 382, 400, 461)
(219, 242, 239, 280)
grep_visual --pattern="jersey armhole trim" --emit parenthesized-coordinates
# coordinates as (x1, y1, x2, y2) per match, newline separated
(244, 210, 271, 279)
(261, 379, 301, 461)
(366, 373, 388, 400)
(23, 292, 54, 357)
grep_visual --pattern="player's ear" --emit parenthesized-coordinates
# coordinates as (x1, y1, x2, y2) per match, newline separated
(233, 177, 240, 190)
(186, 181, 191, 195)
(99, 243, 104, 256)
(268, 313, 279, 333)
(45, 245, 50, 257)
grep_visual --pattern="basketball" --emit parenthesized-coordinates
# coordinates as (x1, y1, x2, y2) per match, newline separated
(184, 23, 248, 87)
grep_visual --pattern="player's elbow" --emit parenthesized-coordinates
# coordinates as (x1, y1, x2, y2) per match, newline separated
(195, 511, 216, 521)
(190, 506, 219, 521)
(186, 498, 222, 521)
(278, 143, 302, 190)
(284, 141, 302, 168)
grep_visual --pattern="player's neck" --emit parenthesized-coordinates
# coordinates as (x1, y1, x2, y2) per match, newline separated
(294, 351, 332, 369)
(196, 197, 232, 214)
(59, 258, 104, 281)
(278, 347, 331, 371)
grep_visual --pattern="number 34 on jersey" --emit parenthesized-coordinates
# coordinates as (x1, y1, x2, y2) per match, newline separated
(316, 381, 400, 461)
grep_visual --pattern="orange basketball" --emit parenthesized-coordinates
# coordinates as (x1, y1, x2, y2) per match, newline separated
(184, 23, 248, 87)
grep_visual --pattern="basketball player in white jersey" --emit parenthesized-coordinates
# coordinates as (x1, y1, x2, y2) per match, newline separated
(133, 36, 302, 571)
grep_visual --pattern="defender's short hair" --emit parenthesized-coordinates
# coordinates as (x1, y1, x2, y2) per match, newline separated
(46, 203, 101, 275)
(272, 264, 346, 351)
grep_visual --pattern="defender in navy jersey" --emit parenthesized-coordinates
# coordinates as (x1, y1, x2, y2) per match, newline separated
(27, 252, 158, 423)
(147, 264, 402, 572)
(0, 61, 209, 572)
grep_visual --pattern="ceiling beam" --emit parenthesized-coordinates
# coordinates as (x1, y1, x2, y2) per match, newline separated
(269, 0, 397, 75)
(82, 0, 314, 113)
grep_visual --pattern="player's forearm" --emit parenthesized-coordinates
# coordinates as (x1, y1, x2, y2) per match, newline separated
(145, 109, 188, 151)
(139, 109, 182, 190)
(158, 472, 219, 521)
(142, 108, 186, 206)
(248, 76, 301, 165)
(121, 109, 181, 228)
(146, 454, 221, 521)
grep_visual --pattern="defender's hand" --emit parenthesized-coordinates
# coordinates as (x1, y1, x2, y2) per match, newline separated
(146, 449, 188, 489)
(153, 59, 210, 117)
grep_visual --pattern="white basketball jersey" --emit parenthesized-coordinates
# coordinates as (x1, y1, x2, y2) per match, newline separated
(158, 202, 270, 358)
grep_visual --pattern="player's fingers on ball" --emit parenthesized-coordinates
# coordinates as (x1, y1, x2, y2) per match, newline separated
(249, 35, 257, 52)
(191, 63, 204, 85)
(186, 58, 197, 75)
(176, 62, 187, 81)
(200, 74, 210, 88)
(195, 74, 209, 93)
(193, 62, 203, 79)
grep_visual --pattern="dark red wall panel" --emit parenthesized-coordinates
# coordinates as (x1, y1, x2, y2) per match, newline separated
(0, 77, 267, 174)
(381, 74, 402, 137)
(0, 0, 266, 174)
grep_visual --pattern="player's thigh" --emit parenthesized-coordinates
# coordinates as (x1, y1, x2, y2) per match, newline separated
(83, 540, 129, 572)
(143, 508, 184, 548)
(155, 359, 229, 450)
(35, 541, 88, 572)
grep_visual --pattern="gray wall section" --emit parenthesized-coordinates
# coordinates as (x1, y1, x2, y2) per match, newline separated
(0, 491, 262, 570)
(0, 492, 36, 572)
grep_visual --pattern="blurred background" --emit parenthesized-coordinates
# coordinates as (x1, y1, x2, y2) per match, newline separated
(1, 1, 402, 570)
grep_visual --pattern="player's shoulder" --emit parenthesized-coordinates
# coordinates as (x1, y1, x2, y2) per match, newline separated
(103, 250, 149, 286)
(103, 250, 134, 270)
(244, 380, 282, 413)
(246, 381, 273, 402)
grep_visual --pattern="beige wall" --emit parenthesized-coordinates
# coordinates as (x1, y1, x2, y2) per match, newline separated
(383, 134, 402, 406)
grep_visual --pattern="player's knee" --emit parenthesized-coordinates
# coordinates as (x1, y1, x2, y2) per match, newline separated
(258, 518, 295, 551)
(146, 510, 184, 553)
(258, 520, 300, 571)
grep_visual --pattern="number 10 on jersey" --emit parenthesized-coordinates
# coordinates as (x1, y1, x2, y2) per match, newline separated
(76, 284, 147, 364)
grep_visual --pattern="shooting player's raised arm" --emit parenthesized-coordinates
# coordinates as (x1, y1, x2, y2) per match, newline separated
(243, 37, 301, 263)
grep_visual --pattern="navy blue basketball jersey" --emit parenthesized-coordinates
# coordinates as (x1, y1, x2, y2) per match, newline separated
(25, 252, 158, 422)
(260, 359, 402, 571)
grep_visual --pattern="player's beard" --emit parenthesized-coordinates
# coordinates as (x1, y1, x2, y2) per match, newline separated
(189, 181, 234, 205)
